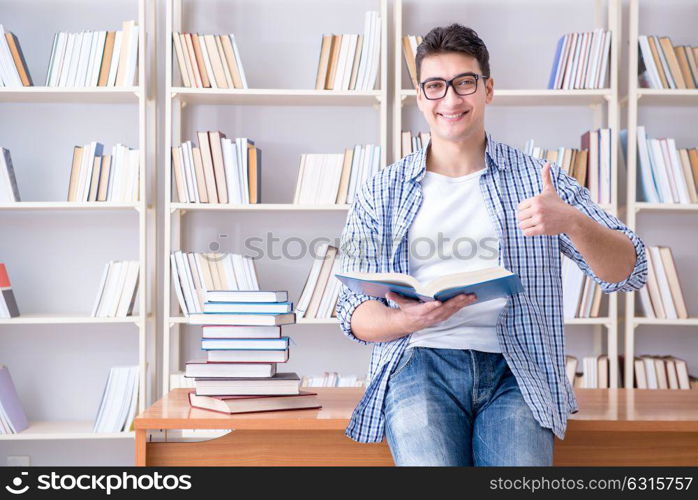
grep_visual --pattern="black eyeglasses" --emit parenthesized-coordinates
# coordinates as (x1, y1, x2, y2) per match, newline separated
(419, 73, 489, 100)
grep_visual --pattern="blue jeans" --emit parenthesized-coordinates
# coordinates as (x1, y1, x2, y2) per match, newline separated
(384, 347, 554, 466)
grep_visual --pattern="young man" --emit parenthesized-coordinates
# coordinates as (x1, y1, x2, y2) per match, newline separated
(335, 24, 648, 466)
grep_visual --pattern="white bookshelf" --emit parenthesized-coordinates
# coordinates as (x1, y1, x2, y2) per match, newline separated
(623, 0, 698, 389)
(0, 0, 155, 441)
(162, 0, 389, 393)
(393, 0, 622, 387)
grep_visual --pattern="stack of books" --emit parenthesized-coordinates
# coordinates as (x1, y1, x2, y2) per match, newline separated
(46, 21, 139, 87)
(401, 35, 424, 88)
(565, 355, 610, 388)
(314, 11, 381, 91)
(400, 131, 430, 157)
(548, 29, 611, 89)
(91, 261, 140, 318)
(186, 290, 321, 415)
(93, 366, 139, 433)
(296, 243, 339, 320)
(67, 143, 140, 202)
(638, 246, 688, 320)
(635, 126, 698, 204)
(0, 148, 20, 203)
(171, 251, 259, 316)
(301, 373, 366, 387)
(638, 36, 698, 89)
(524, 128, 612, 205)
(562, 256, 602, 319)
(0, 25, 32, 87)
(173, 32, 247, 89)
(171, 133, 260, 204)
(294, 145, 380, 205)
(0, 263, 20, 319)
(0, 365, 28, 434)
(633, 355, 697, 390)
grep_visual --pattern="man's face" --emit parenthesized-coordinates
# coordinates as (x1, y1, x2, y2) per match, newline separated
(416, 52, 493, 144)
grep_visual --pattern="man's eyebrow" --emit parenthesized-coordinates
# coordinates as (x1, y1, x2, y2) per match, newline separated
(421, 71, 478, 82)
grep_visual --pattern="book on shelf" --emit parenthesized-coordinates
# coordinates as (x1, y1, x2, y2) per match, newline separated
(634, 126, 697, 204)
(314, 10, 381, 91)
(93, 365, 139, 433)
(565, 355, 609, 388)
(336, 266, 524, 304)
(91, 260, 140, 318)
(293, 145, 380, 205)
(67, 143, 140, 202)
(46, 20, 139, 87)
(203, 301, 293, 314)
(0, 365, 28, 434)
(561, 255, 603, 319)
(193, 372, 301, 396)
(0, 263, 20, 318)
(401, 131, 430, 158)
(202, 337, 290, 351)
(525, 128, 612, 205)
(401, 35, 424, 88)
(202, 324, 281, 339)
(301, 372, 366, 388)
(0, 25, 32, 87)
(0, 148, 21, 202)
(173, 32, 247, 89)
(547, 29, 611, 90)
(170, 251, 259, 315)
(637, 246, 688, 320)
(189, 312, 296, 326)
(185, 360, 277, 378)
(296, 243, 339, 320)
(172, 134, 260, 204)
(205, 290, 287, 303)
(170, 371, 196, 389)
(638, 35, 698, 89)
(188, 390, 320, 415)
(633, 355, 696, 390)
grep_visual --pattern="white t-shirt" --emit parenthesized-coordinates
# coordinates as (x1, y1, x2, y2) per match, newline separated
(406, 167, 506, 352)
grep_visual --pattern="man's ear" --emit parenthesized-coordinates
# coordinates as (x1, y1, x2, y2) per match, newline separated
(485, 76, 494, 104)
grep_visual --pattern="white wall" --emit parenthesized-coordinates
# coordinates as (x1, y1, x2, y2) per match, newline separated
(1, 0, 696, 466)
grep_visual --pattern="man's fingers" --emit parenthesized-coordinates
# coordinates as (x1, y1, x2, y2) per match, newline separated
(385, 291, 419, 306)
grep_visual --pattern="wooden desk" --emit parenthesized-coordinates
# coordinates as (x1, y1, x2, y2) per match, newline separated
(134, 388, 698, 466)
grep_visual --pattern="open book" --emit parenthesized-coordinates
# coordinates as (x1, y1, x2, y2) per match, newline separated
(335, 266, 523, 303)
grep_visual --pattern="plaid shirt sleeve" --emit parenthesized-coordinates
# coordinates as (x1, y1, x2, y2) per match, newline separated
(553, 163, 648, 293)
(336, 181, 388, 345)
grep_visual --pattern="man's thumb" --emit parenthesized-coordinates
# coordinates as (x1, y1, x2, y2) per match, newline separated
(541, 162, 555, 192)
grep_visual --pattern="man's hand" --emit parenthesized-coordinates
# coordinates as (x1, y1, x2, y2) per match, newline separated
(517, 162, 579, 237)
(385, 291, 477, 333)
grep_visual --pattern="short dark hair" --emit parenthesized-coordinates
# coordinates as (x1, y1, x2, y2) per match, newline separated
(415, 24, 490, 82)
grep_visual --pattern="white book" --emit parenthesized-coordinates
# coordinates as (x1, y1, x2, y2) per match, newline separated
(92, 31, 108, 86)
(562, 256, 585, 318)
(74, 31, 93, 87)
(658, 140, 679, 202)
(561, 33, 578, 90)
(346, 144, 362, 203)
(585, 29, 603, 89)
(318, 259, 341, 318)
(648, 139, 673, 202)
(653, 36, 675, 89)
(221, 254, 239, 290)
(122, 366, 139, 432)
(107, 260, 130, 317)
(237, 138, 249, 204)
(222, 139, 241, 204)
(116, 21, 135, 86)
(57, 32, 75, 87)
(293, 154, 307, 204)
(65, 31, 84, 87)
(97, 261, 122, 317)
(125, 26, 139, 85)
(638, 36, 661, 89)
(200, 33, 217, 88)
(174, 251, 198, 314)
(596, 31, 612, 88)
(91, 262, 112, 317)
(553, 34, 572, 90)
(296, 242, 329, 318)
(170, 254, 188, 315)
(650, 246, 677, 319)
(83, 31, 99, 87)
(130, 149, 140, 201)
(112, 144, 125, 201)
(116, 261, 139, 317)
(636, 126, 660, 203)
(107, 144, 120, 201)
(344, 34, 360, 90)
(574, 32, 590, 89)
(93, 367, 116, 431)
(76, 141, 94, 201)
(230, 35, 247, 88)
(46, 32, 62, 86)
(566, 32, 583, 90)
(107, 31, 123, 87)
(355, 11, 373, 91)
(182, 141, 200, 203)
(666, 139, 691, 204)
(366, 12, 381, 91)
(637, 285, 655, 318)
(177, 146, 193, 203)
(333, 34, 349, 91)
(188, 253, 206, 307)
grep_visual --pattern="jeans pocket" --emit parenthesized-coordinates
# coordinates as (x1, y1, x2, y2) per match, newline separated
(391, 347, 417, 379)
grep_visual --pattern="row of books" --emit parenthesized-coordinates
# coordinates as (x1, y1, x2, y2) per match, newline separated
(91, 261, 140, 318)
(172, 32, 247, 89)
(638, 35, 698, 90)
(632, 355, 696, 390)
(562, 256, 603, 319)
(0, 365, 28, 434)
(524, 128, 613, 205)
(638, 246, 688, 320)
(636, 126, 698, 204)
(548, 29, 611, 90)
(294, 145, 381, 205)
(301, 373, 366, 388)
(314, 11, 381, 91)
(402, 35, 424, 88)
(172, 133, 260, 204)
(171, 251, 259, 315)
(400, 131, 430, 158)
(0, 148, 20, 202)
(566, 355, 611, 389)
(68, 143, 140, 202)
(0, 25, 31, 87)
(93, 365, 139, 433)
(0, 263, 20, 319)
(296, 244, 339, 320)
(47, 21, 139, 88)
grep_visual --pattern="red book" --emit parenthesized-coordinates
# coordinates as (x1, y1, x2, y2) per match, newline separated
(0, 263, 19, 318)
(188, 390, 321, 414)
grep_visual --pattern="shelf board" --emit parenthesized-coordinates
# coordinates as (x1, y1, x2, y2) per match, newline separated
(636, 88, 698, 106)
(635, 202, 698, 213)
(400, 88, 612, 106)
(564, 317, 612, 326)
(0, 202, 141, 211)
(633, 318, 698, 327)
(170, 203, 350, 212)
(0, 87, 140, 103)
(0, 313, 142, 325)
(171, 87, 383, 106)
(0, 421, 134, 441)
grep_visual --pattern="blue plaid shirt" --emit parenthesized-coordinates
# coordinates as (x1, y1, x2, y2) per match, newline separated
(336, 133, 647, 443)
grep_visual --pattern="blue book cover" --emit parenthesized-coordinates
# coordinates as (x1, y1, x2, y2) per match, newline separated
(547, 35, 565, 89)
(335, 268, 523, 304)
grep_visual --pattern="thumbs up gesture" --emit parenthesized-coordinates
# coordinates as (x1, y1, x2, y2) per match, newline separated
(517, 162, 576, 237)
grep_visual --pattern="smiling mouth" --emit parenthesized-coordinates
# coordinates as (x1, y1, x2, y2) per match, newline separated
(437, 110, 469, 121)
